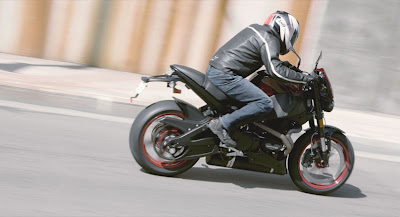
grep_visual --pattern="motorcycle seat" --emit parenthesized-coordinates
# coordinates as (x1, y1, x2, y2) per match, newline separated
(170, 64, 278, 119)
(170, 64, 230, 102)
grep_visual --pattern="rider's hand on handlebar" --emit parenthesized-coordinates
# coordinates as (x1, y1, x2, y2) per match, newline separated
(304, 72, 320, 84)
(283, 61, 302, 72)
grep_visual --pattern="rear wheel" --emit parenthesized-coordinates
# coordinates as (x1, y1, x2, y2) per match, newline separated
(129, 101, 198, 176)
(288, 132, 355, 194)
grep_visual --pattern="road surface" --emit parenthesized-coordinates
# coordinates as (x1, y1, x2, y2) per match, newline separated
(1, 85, 399, 217)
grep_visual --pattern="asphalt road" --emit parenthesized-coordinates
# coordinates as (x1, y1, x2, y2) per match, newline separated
(1, 85, 399, 217)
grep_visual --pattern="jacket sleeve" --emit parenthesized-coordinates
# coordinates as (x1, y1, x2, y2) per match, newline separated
(260, 38, 312, 84)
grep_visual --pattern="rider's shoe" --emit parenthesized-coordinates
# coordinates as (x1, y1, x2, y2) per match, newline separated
(208, 118, 237, 148)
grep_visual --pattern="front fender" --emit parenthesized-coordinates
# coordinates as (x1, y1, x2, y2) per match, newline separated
(292, 125, 346, 157)
(304, 125, 345, 138)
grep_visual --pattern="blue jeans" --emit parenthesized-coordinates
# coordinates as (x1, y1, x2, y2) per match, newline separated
(206, 65, 273, 130)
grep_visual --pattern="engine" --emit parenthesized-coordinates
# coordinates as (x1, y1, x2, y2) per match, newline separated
(206, 125, 287, 175)
(230, 124, 284, 154)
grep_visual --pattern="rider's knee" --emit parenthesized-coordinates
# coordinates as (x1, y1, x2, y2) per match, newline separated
(257, 97, 274, 113)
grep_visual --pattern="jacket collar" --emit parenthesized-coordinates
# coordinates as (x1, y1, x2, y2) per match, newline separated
(263, 24, 280, 40)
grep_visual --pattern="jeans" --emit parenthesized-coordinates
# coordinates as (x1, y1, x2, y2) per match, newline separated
(206, 65, 273, 130)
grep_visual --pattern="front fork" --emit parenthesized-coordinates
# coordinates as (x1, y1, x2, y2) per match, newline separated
(309, 83, 330, 167)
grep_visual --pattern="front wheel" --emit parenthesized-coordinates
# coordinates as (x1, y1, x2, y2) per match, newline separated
(288, 132, 355, 195)
(129, 100, 198, 176)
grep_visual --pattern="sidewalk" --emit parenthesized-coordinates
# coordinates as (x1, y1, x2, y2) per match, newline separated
(0, 53, 399, 144)
(0, 53, 205, 107)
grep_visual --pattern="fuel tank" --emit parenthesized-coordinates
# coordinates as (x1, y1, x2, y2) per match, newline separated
(250, 71, 307, 118)
(250, 71, 304, 96)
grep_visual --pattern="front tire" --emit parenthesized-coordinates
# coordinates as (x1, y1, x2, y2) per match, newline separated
(129, 100, 198, 176)
(288, 132, 355, 195)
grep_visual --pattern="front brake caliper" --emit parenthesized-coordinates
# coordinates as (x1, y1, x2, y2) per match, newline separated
(301, 149, 314, 168)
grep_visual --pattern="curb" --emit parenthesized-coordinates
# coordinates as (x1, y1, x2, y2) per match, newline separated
(0, 80, 147, 106)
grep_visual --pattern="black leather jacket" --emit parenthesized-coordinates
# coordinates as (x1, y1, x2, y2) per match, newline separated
(209, 24, 312, 84)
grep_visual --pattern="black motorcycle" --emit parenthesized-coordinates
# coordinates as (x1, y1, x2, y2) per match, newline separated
(129, 52, 354, 195)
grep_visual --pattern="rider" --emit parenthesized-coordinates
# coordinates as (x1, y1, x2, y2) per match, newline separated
(207, 11, 317, 148)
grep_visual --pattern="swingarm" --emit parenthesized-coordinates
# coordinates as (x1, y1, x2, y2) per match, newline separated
(159, 117, 219, 161)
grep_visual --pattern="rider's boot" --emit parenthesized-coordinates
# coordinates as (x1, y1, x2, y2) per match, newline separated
(208, 118, 237, 148)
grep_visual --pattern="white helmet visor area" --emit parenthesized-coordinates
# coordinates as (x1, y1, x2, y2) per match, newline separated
(278, 13, 298, 53)
(290, 28, 299, 48)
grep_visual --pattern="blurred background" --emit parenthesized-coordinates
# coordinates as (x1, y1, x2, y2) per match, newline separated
(0, 0, 398, 115)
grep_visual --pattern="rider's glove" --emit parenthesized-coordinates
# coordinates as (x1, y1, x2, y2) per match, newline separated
(303, 72, 320, 83)
(283, 61, 302, 72)
(282, 61, 291, 67)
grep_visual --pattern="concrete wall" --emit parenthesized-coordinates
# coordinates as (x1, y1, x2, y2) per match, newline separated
(0, 0, 228, 74)
(306, 0, 400, 115)
(0, 0, 308, 74)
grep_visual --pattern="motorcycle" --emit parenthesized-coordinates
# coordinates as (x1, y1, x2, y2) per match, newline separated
(129, 52, 355, 195)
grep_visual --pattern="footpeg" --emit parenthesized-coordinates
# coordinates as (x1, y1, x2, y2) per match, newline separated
(220, 143, 244, 157)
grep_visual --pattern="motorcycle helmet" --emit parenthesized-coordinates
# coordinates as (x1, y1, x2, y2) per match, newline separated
(264, 11, 299, 55)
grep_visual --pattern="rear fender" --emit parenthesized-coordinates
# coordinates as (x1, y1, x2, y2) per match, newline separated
(173, 97, 205, 121)
(159, 97, 208, 132)
(160, 98, 218, 161)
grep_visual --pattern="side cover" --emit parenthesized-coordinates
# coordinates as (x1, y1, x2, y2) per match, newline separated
(271, 94, 307, 118)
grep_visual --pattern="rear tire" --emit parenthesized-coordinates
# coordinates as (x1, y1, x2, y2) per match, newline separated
(288, 132, 355, 195)
(129, 100, 198, 176)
